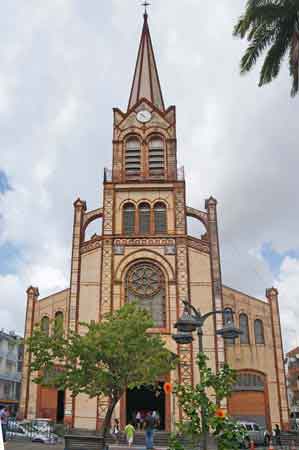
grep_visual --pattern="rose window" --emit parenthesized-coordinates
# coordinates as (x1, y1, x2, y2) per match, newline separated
(128, 264, 163, 297)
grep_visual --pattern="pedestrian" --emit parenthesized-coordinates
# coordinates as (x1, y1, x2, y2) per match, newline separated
(124, 421, 135, 448)
(264, 428, 271, 447)
(144, 411, 155, 450)
(110, 418, 120, 443)
(0, 407, 9, 443)
(153, 410, 160, 429)
(136, 410, 141, 430)
(274, 424, 281, 446)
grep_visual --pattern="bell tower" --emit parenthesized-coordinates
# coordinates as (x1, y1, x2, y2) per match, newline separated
(110, 12, 180, 185)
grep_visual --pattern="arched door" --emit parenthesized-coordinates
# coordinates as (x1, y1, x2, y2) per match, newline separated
(228, 371, 269, 428)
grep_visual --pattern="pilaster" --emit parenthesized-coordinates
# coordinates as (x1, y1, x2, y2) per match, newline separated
(205, 197, 225, 373)
(65, 198, 86, 426)
(266, 287, 289, 429)
(19, 286, 39, 419)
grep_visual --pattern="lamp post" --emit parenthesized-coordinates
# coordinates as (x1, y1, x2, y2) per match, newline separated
(172, 300, 242, 450)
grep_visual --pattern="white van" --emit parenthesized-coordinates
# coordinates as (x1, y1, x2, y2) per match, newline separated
(238, 421, 269, 448)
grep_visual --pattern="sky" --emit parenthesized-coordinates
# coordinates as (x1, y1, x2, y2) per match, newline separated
(0, 0, 298, 352)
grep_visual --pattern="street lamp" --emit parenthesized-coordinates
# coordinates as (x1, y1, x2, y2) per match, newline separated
(172, 299, 242, 450)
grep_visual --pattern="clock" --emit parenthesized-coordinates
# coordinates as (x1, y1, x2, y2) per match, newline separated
(136, 109, 152, 123)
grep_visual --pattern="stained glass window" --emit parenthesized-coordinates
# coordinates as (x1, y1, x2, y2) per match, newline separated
(254, 319, 265, 344)
(139, 203, 151, 234)
(123, 203, 135, 235)
(41, 316, 50, 336)
(54, 311, 64, 335)
(126, 263, 165, 327)
(239, 313, 250, 344)
(154, 202, 167, 234)
(233, 372, 264, 391)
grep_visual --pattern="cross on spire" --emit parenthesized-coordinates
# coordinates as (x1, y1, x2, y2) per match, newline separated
(142, 1, 150, 16)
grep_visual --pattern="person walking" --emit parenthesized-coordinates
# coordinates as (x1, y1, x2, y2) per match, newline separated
(111, 418, 120, 443)
(274, 424, 282, 446)
(136, 411, 141, 430)
(124, 421, 135, 448)
(144, 411, 155, 450)
(0, 407, 9, 444)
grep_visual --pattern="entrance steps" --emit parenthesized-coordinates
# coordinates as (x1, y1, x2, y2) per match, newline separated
(107, 432, 171, 447)
(110, 446, 167, 450)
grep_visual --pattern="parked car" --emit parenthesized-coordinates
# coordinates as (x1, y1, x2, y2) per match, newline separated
(7, 422, 33, 440)
(7, 419, 58, 444)
(31, 431, 58, 444)
(238, 421, 269, 448)
(31, 418, 53, 433)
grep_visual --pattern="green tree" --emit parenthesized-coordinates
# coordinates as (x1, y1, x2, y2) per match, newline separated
(169, 353, 246, 450)
(27, 303, 176, 441)
(234, 0, 299, 96)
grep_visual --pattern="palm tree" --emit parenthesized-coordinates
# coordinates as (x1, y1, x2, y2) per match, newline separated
(234, 0, 299, 97)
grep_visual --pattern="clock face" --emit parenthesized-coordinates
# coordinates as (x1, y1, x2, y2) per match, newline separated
(136, 109, 152, 123)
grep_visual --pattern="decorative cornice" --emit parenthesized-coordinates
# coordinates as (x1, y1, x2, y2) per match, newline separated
(187, 236, 210, 254)
(81, 236, 102, 254)
(113, 237, 175, 247)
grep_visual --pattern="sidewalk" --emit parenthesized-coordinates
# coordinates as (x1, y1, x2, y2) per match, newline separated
(5, 442, 64, 450)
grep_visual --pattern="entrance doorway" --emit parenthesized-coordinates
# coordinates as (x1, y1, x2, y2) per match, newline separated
(56, 390, 65, 423)
(126, 382, 165, 430)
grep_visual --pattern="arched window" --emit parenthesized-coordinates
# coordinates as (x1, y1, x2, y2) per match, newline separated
(41, 316, 50, 336)
(149, 136, 164, 176)
(233, 372, 264, 391)
(126, 262, 165, 327)
(54, 311, 64, 335)
(125, 137, 141, 176)
(123, 203, 135, 235)
(254, 319, 265, 344)
(154, 203, 167, 234)
(138, 203, 151, 234)
(224, 308, 234, 345)
(239, 313, 250, 344)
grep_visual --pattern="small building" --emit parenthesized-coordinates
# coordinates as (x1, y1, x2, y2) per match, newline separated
(0, 329, 23, 415)
(19, 12, 289, 431)
(286, 346, 299, 429)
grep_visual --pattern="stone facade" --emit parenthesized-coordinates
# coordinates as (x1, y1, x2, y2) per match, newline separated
(20, 13, 288, 431)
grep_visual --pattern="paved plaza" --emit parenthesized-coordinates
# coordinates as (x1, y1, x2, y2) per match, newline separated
(4, 441, 296, 450)
(5, 442, 64, 450)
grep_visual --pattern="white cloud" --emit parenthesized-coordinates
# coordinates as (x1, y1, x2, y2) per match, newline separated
(275, 257, 299, 351)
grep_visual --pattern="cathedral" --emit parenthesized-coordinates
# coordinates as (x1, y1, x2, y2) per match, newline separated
(20, 12, 289, 431)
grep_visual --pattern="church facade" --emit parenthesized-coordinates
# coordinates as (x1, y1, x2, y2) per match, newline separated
(20, 13, 289, 431)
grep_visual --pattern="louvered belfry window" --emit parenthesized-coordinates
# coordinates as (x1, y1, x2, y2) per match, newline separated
(123, 203, 135, 235)
(139, 203, 151, 234)
(149, 136, 164, 176)
(125, 137, 141, 176)
(154, 202, 167, 233)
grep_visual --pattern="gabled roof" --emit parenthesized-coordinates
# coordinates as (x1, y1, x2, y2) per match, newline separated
(128, 13, 165, 112)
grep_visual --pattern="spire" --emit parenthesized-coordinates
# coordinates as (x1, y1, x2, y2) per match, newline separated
(128, 12, 165, 111)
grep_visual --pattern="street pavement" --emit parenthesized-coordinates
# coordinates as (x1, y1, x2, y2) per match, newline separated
(4, 441, 299, 450)
(5, 442, 64, 450)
